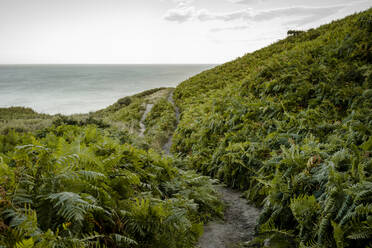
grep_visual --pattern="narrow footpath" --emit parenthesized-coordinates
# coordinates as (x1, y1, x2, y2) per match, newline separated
(139, 103, 154, 137)
(162, 90, 180, 154)
(142, 89, 260, 248)
(197, 186, 260, 248)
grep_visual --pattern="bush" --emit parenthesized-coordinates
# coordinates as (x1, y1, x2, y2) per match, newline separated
(0, 125, 223, 247)
(117, 96, 132, 106)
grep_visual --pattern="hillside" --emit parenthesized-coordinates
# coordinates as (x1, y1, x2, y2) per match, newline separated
(0, 8, 371, 248)
(0, 88, 177, 152)
(172, 9, 372, 247)
(0, 88, 226, 248)
(171, 8, 372, 248)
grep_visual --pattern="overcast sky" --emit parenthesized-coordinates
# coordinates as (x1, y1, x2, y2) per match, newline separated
(0, 0, 370, 64)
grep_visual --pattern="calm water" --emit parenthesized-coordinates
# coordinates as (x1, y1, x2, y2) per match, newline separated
(0, 64, 214, 114)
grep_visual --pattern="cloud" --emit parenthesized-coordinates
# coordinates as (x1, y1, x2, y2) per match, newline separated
(228, 0, 262, 4)
(210, 25, 251, 32)
(164, 4, 347, 26)
(197, 8, 252, 22)
(252, 6, 345, 25)
(163, 0, 197, 23)
(173, 0, 194, 7)
(164, 6, 196, 23)
(197, 5, 345, 25)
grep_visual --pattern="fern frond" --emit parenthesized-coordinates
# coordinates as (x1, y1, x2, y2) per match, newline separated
(46, 192, 102, 224)
(110, 233, 138, 245)
(347, 229, 372, 240)
(78, 170, 106, 181)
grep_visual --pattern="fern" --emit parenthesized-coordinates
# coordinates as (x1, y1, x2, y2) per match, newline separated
(46, 192, 102, 224)
(15, 238, 34, 248)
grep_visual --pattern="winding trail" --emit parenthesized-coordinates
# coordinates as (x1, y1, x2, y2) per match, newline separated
(162, 90, 180, 154)
(139, 103, 154, 137)
(197, 187, 260, 248)
(163, 89, 260, 247)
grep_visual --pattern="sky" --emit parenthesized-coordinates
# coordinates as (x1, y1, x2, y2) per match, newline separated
(0, 0, 370, 64)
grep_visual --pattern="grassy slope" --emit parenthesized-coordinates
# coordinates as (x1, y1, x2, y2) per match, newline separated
(144, 98, 177, 152)
(0, 107, 53, 134)
(172, 9, 372, 247)
(0, 88, 175, 145)
(0, 88, 220, 248)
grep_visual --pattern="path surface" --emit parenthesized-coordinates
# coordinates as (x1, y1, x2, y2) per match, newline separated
(164, 90, 260, 247)
(139, 103, 154, 137)
(162, 91, 180, 154)
(197, 187, 260, 248)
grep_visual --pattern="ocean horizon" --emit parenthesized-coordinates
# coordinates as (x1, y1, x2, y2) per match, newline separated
(0, 64, 215, 115)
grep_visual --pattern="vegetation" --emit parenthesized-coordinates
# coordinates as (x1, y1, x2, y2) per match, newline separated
(0, 123, 222, 247)
(92, 88, 173, 138)
(144, 98, 177, 152)
(172, 9, 372, 247)
(0, 107, 52, 134)
(0, 88, 171, 137)
(1, 8, 372, 248)
(0, 87, 225, 247)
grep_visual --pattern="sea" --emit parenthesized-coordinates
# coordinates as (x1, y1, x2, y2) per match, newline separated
(0, 64, 215, 115)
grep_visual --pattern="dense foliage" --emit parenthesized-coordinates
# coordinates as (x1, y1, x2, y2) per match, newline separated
(0, 123, 222, 247)
(172, 9, 372, 247)
(144, 99, 177, 152)
(0, 107, 52, 134)
(0, 88, 171, 137)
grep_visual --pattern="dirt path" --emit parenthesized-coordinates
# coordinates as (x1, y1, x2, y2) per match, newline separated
(163, 90, 260, 247)
(197, 187, 260, 248)
(139, 103, 154, 137)
(163, 90, 180, 154)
